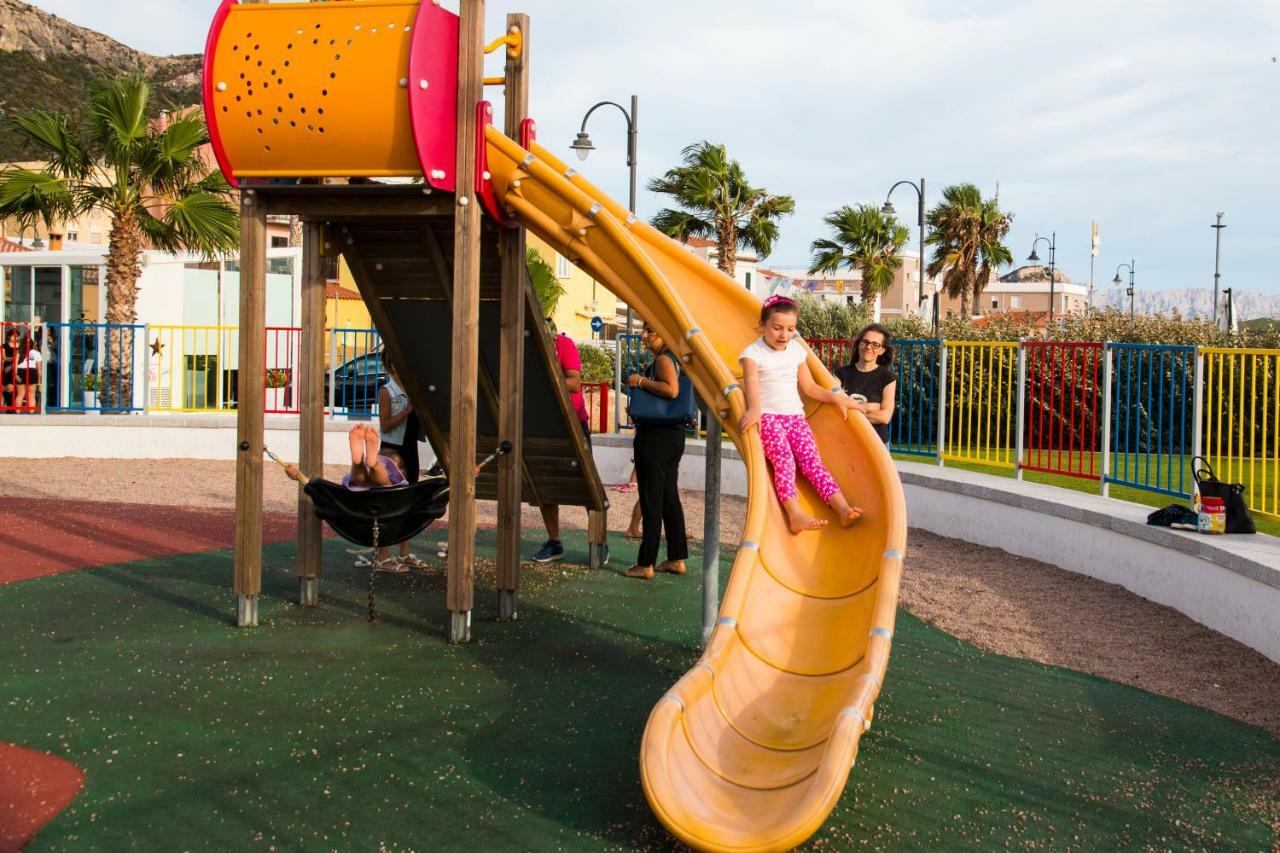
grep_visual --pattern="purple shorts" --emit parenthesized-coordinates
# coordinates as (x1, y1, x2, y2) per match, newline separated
(341, 455, 407, 491)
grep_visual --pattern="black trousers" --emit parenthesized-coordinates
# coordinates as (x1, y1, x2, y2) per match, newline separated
(634, 424, 688, 567)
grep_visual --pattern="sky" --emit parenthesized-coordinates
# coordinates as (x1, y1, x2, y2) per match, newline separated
(32, 0, 1280, 296)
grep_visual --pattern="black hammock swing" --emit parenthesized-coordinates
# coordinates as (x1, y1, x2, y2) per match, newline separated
(265, 441, 512, 622)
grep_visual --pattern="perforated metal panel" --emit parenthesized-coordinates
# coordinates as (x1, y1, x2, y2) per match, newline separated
(207, 0, 426, 178)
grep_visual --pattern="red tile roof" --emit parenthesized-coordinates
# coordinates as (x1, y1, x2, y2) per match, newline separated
(326, 281, 363, 301)
(0, 237, 32, 253)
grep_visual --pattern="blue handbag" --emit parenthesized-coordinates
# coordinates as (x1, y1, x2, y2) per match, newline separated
(629, 351, 697, 427)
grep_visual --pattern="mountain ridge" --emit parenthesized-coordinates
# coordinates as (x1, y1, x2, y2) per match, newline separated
(0, 0, 202, 159)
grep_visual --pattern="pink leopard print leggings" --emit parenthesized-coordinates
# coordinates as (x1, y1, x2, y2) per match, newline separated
(759, 413, 841, 503)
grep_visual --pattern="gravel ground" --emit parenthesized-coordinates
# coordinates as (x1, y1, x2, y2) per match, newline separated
(3, 457, 1277, 738)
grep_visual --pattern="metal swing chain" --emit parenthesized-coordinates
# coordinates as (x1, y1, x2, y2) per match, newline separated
(368, 518, 380, 623)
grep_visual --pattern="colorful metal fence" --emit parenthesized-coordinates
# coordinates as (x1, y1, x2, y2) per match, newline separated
(1022, 341, 1105, 481)
(1105, 344, 1197, 498)
(45, 323, 147, 413)
(942, 341, 1019, 469)
(1201, 347, 1280, 521)
(327, 327, 383, 418)
(582, 381, 611, 435)
(808, 338, 854, 374)
(889, 339, 940, 457)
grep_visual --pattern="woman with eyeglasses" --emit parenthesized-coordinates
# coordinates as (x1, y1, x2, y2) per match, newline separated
(835, 323, 897, 445)
(621, 324, 688, 580)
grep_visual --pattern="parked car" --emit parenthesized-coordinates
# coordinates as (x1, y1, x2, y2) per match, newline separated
(325, 351, 386, 412)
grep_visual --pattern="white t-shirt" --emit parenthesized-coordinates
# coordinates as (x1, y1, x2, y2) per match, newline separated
(739, 337, 807, 416)
(19, 350, 42, 369)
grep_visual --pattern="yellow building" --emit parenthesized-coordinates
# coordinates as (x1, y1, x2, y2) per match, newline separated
(528, 232, 616, 340)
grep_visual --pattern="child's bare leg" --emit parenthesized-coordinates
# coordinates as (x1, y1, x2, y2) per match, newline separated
(363, 455, 393, 487)
(626, 500, 642, 538)
(348, 463, 371, 486)
(782, 498, 827, 533)
(348, 423, 366, 465)
(827, 491, 863, 528)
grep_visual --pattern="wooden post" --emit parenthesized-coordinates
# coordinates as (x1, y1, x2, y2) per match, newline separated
(588, 510, 609, 569)
(297, 221, 326, 606)
(234, 192, 267, 627)
(497, 12, 530, 621)
(446, 0, 485, 644)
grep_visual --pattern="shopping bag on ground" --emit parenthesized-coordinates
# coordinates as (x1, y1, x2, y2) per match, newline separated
(1191, 457, 1256, 535)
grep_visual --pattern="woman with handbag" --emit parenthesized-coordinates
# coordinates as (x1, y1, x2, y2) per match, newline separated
(622, 325, 690, 580)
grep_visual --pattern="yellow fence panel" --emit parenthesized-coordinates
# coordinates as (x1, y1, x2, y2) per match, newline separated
(942, 341, 1019, 470)
(1201, 347, 1280, 522)
(146, 326, 239, 413)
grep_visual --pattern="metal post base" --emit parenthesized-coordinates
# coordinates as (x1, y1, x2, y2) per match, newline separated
(498, 589, 518, 622)
(588, 542, 608, 570)
(299, 577, 319, 608)
(448, 610, 471, 644)
(237, 594, 259, 627)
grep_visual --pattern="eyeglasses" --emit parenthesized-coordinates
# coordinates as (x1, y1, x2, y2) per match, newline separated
(859, 340, 884, 350)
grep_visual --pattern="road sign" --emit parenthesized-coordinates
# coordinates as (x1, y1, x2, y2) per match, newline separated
(590, 316, 604, 333)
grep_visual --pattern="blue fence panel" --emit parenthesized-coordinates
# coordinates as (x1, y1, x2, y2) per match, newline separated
(888, 339, 940, 458)
(329, 327, 383, 418)
(617, 332, 651, 431)
(1107, 343, 1196, 498)
(46, 322, 146, 412)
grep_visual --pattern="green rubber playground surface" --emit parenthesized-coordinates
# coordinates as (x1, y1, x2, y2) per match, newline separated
(2, 530, 1277, 850)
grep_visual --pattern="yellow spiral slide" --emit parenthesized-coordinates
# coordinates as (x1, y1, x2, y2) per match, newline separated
(485, 129, 908, 852)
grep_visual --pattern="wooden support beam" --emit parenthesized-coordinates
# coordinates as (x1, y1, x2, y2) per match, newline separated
(447, 0, 485, 644)
(297, 222, 326, 607)
(234, 192, 268, 627)
(259, 185, 452, 220)
(497, 12, 531, 620)
(588, 509, 609, 569)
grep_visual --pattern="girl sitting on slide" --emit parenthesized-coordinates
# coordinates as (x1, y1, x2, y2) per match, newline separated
(739, 295, 863, 533)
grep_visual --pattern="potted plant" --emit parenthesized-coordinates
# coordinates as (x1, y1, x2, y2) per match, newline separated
(82, 371, 100, 413)
(265, 368, 292, 412)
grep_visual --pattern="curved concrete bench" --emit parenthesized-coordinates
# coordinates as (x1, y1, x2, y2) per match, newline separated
(896, 460, 1280, 663)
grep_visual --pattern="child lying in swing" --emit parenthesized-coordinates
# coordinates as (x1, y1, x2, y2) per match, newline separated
(282, 423, 407, 491)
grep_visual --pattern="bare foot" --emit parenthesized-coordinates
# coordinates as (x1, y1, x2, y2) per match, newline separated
(787, 513, 828, 533)
(363, 425, 381, 467)
(839, 506, 863, 528)
(348, 424, 366, 465)
(624, 528, 642, 540)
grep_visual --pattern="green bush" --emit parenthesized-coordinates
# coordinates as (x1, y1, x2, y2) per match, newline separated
(794, 293, 872, 340)
(938, 308, 1280, 348)
(577, 342, 614, 385)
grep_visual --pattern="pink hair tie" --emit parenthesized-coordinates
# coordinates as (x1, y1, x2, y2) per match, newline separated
(763, 294, 795, 309)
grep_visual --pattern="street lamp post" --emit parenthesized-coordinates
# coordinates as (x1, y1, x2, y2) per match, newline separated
(570, 96, 638, 335)
(1112, 260, 1135, 315)
(882, 178, 928, 329)
(1211, 212, 1226, 327)
(1028, 232, 1057, 324)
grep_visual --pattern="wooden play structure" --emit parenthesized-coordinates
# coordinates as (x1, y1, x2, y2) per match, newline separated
(209, 2, 908, 850)
(213, 0, 606, 640)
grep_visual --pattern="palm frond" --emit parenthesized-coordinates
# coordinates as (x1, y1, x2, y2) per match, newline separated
(90, 73, 152, 165)
(0, 168, 80, 229)
(5, 112, 92, 178)
(141, 192, 239, 258)
(140, 110, 211, 192)
(650, 208, 714, 242)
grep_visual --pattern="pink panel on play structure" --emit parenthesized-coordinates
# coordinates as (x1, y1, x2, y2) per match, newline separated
(475, 101, 518, 228)
(408, 0, 459, 192)
(201, 0, 238, 188)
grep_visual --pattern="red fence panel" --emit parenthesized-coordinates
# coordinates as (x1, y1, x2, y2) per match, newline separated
(1023, 341, 1105, 480)
(807, 338, 853, 373)
(583, 381, 610, 434)
(264, 326, 302, 415)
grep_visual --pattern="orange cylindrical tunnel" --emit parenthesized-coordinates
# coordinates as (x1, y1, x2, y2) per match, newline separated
(203, 0, 458, 186)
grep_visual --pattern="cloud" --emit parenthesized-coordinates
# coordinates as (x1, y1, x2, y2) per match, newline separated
(28, 0, 1280, 293)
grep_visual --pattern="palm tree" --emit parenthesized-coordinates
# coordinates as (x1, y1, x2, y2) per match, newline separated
(924, 183, 1013, 318)
(808, 204, 909, 306)
(0, 73, 239, 405)
(648, 141, 794, 277)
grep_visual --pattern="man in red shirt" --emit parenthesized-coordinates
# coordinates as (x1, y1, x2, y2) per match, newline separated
(532, 322, 594, 563)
